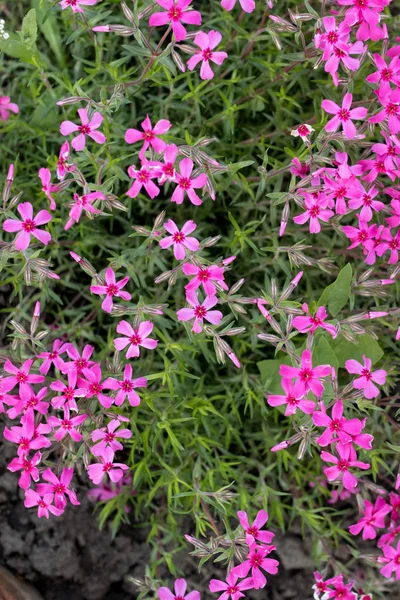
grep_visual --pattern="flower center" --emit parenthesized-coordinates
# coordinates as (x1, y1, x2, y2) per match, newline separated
(138, 170, 150, 183)
(300, 368, 313, 381)
(202, 48, 213, 61)
(168, 7, 183, 20)
(103, 462, 113, 472)
(381, 67, 393, 81)
(62, 419, 72, 430)
(226, 588, 239, 596)
(358, 231, 368, 242)
(178, 177, 192, 190)
(122, 380, 134, 392)
(79, 124, 91, 134)
(389, 238, 399, 250)
(198, 269, 210, 281)
(334, 48, 346, 58)
(297, 124, 310, 136)
(130, 333, 142, 346)
(362, 194, 371, 206)
(330, 419, 341, 431)
(54, 484, 66, 494)
(23, 459, 33, 472)
(89, 383, 102, 395)
(38, 500, 47, 508)
(143, 131, 154, 141)
(194, 305, 207, 319)
(65, 387, 74, 400)
(163, 163, 175, 177)
(309, 205, 320, 218)
(250, 554, 263, 568)
(326, 31, 339, 44)
(19, 437, 30, 450)
(386, 103, 399, 116)
(311, 316, 321, 326)
(16, 372, 28, 383)
(106, 284, 119, 296)
(104, 432, 116, 443)
(337, 460, 349, 472)
(247, 526, 259, 536)
(287, 395, 299, 406)
(22, 219, 36, 232)
(172, 232, 185, 243)
(338, 109, 350, 121)
(75, 358, 88, 372)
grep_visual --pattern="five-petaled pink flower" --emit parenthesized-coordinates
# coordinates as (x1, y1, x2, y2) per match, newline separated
(230, 544, 279, 589)
(125, 115, 171, 159)
(293, 303, 337, 337)
(345, 355, 386, 399)
(293, 192, 334, 234)
(57, 141, 75, 180)
(158, 579, 200, 600)
(177, 292, 223, 333)
(60, 108, 106, 151)
(24, 489, 64, 518)
(126, 163, 161, 199)
(48, 406, 87, 442)
(103, 364, 148, 407)
(220, 0, 255, 14)
(4, 410, 51, 457)
(114, 320, 158, 358)
(90, 267, 131, 313)
(160, 219, 199, 260)
(267, 378, 316, 416)
(39, 168, 58, 211)
(209, 572, 254, 600)
(62, 344, 95, 375)
(37, 339, 70, 375)
(77, 364, 113, 408)
(187, 31, 228, 80)
(87, 447, 129, 484)
(7, 385, 49, 420)
(65, 191, 106, 230)
(321, 444, 370, 491)
(3, 202, 52, 251)
(149, 0, 202, 43)
(182, 263, 228, 296)
(8, 451, 41, 490)
(171, 158, 207, 206)
(379, 540, 400, 579)
(279, 349, 331, 397)
(322, 93, 368, 138)
(312, 400, 363, 446)
(60, 0, 98, 13)
(50, 371, 80, 411)
(0, 96, 19, 121)
(349, 497, 391, 540)
(3, 359, 45, 395)
(237, 509, 275, 546)
(91, 418, 132, 456)
(36, 467, 80, 509)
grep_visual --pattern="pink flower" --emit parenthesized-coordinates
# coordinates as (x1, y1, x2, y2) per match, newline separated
(279, 349, 331, 397)
(90, 267, 131, 313)
(103, 364, 147, 407)
(291, 124, 314, 140)
(349, 497, 391, 540)
(0, 376, 17, 414)
(187, 31, 228, 80)
(62, 344, 95, 375)
(126, 163, 160, 199)
(221, 0, 255, 13)
(36, 467, 80, 509)
(182, 263, 228, 296)
(87, 447, 129, 484)
(293, 193, 334, 234)
(3, 202, 52, 251)
(3, 359, 44, 394)
(50, 371, 80, 411)
(24, 489, 64, 518)
(4, 410, 51, 457)
(312, 572, 340, 598)
(0, 96, 19, 121)
(8, 451, 41, 490)
(323, 575, 357, 600)
(322, 93, 367, 139)
(230, 544, 279, 589)
(209, 572, 254, 600)
(312, 400, 363, 446)
(237, 509, 275, 546)
(321, 444, 370, 491)
(57, 141, 75, 180)
(177, 292, 223, 333)
(38, 168, 58, 211)
(345, 355, 386, 398)
(370, 86, 400, 134)
(171, 158, 207, 206)
(347, 185, 384, 222)
(159, 219, 200, 260)
(91, 419, 132, 456)
(366, 53, 400, 87)
(293, 303, 336, 337)
(150, 144, 178, 183)
(149, 0, 202, 43)
(48, 406, 87, 442)
(60, 0, 98, 12)
(125, 115, 171, 159)
(60, 108, 106, 151)
(342, 219, 376, 251)
(158, 580, 200, 600)
(339, 0, 387, 42)
(378, 541, 400, 579)
(267, 379, 315, 416)
(37, 339, 70, 375)
(290, 158, 309, 178)
(65, 191, 106, 230)
(7, 385, 49, 420)
(114, 320, 158, 358)
(323, 40, 365, 86)
(76, 364, 113, 408)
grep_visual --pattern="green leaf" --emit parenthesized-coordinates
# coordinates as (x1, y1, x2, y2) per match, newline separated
(318, 263, 352, 317)
(330, 334, 384, 367)
(313, 336, 339, 370)
(21, 9, 38, 48)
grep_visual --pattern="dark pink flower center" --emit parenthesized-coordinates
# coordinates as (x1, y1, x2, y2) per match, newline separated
(55, 484, 66, 494)
(355, 0, 367, 7)
(26, 396, 38, 409)
(300, 368, 313, 381)
(381, 67, 393, 81)
(395, 554, 400, 565)
(130, 333, 142, 346)
(309, 205, 320, 218)
(172, 232, 185, 244)
(49, 351, 58, 359)
(38, 500, 47, 508)
(337, 460, 349, 472)
(65, 387, 74, 400)
(337, 186, 347, 198)
(358, 231, 368, 242)
(198, 269, 210, 281)
(250, 553, 263, 568)
(310, 316, 322, 326)
(23, 459, 33, 472)
(79, 124, 91, 134)
(163, 163, 175, 177)
(376, 161, 386, 173)
(122, 380, 134, 392)
(297, 124, 310, 136)
(106, 284, 119, 296)
(247, 526, 259, 536)
(89, 383, 102, 395)
(386, 103, 399, 116)
(287, 395, 299, 406)
(103, 462, 113, 472)
(334, 48, 346, 58)
(62, 419, 72, 430)
(202, 48, 213, 61)
(75, 358, 88, 371)
(338, 109, 350, 121)
(168, 7, 183, 21)
(226, 587, 239, 596)
(389, 238, 399, 250)
(19, 437, 30, 450)
(22, 219, 36, 232)
(326, 31, 339, 44)
(16, 372, 28, 383)
(143, 130, 155, 141)
(178, 176, 192, 190)
(330, 419, 342, 431)
(137, 170, 150, 183)
(104, 432, 116, 443)
(362, 194, 371, 206)
(194, 305, 207, 319)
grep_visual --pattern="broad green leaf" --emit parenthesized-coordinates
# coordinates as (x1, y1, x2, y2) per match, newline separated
(318, 263, 352, 317)
(330, 333, 384, 367)
(313, 336, 339, 370)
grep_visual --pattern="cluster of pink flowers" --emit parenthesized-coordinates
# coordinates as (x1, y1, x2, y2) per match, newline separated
(313, 572, 369, 600)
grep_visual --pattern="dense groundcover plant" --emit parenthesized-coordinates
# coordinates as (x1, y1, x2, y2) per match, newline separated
(1, 0, 400, 596)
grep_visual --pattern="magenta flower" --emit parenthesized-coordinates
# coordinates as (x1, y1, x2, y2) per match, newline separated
(60, 0, 98, 13)
(50, 371, 80, 411)
(291, 123, 314, 140)
(7, 385, 49, 420)
(209, 572, 254, 600)
(237, 509, 275, 546)
(349, 497, 391, 540)
(3, 202, 52, 251)
(347, 184, 385, 222)
(182, 263, 228, 296)
(60, 108, 106, 151)
(321, 444, 370, 491)
(8, 451, 41, 490)
(293, 192, 334, 234)
(366, 53, 400, 87)
(279, 349, 331, 397)
(114, 320, 158, 359)
(87, 447, 129, 484)
(323, 40, 365, 86)
(65, 191, 106, 230)
(0, 96, 19, 121)
(339, 0, 387, 42)
(57, 141, 75, 181)
(323, 575, 357, 600)
(48, 406, 87, 442)
(322, 93, 367, 138)
(177, 292, 223, 333)
(77, 364, 113, 409)
(230, 544, 279, 589)
(150, 144, 178, 183)
(158, 579, 200, 600)
(91, 419, 132, 457)
(103, 364, 147, 407)
(24, 489, 64, 518)
(221, 0, 255, 13)
(159, 219, 200, 260)
(345, 355, 386, 398)
(312, 400, 363, 446)
(0, 376, 17, 414)
(267, 379, 315, 416)
(171, 158, 207, 206)
(312, 572, 341, 598)
(126, 163, 160, 199)
(370, 87, 400, 134)
(379, 541, 400, 579)
(37, 339, 70, 375)
(36, 467, 80, 509)
(4, 410, 50, 457)
(149, 0, 202, 43)
(90, 267, 131, 313)
(342, 219, 377, 251)
(38, 168, 58, 211)
(293, 303, 336, 337)
(3, 359, 44, 394)
(62, 344, 95, 375)
(187, 31, 228, 80)
(125, 115, 171, 159)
